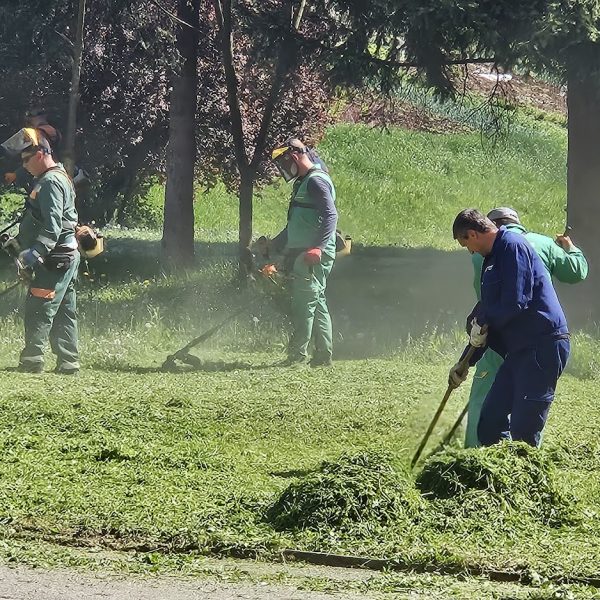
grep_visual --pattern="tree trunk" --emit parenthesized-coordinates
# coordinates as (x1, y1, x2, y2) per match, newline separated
(63, 0, 86, 177)
(213, 0, 307, 279)
(566, 73, 600, 323)
(238, 168, 254, 279)
(162, 0, 200, 264)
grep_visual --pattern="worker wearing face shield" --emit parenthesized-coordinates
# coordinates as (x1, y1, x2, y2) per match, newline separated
(1, 127, 80, 374)
(271, 139, 338, 366)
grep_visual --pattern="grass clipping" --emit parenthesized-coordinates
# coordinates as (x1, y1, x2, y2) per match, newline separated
(416, 442, 578, 527)
(266, 452, 421, 532)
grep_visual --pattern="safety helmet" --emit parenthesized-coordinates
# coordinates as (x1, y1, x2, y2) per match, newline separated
(1, 128, 51, 157)
(271, 140, 307, 182)
(75, 225, 105, 259)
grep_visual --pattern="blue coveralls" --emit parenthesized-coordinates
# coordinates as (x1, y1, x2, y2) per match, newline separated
(468, 228, 570, 447)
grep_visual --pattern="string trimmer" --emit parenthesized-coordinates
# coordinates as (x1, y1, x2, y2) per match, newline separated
(161, 305, 253, 370)
(161, 264, 281, 370)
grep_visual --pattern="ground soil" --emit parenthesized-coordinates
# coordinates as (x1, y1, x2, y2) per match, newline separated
(0, 564, 377, 600)
(464, 65, 567, 116)
(339, 66, 566, 134)
(338, 93, 470, 133)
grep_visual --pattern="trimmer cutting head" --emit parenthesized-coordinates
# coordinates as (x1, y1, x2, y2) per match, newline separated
(161, 352, 203, 371)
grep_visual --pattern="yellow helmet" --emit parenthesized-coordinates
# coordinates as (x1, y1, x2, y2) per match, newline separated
(1, 127, 50, 156)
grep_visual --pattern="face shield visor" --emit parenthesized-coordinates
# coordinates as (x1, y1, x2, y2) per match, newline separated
(272, 146, 299, 183)
(1, 128, 46, 157)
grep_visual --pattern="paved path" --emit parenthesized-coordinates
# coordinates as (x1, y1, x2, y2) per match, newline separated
(0, 565, 378, 600)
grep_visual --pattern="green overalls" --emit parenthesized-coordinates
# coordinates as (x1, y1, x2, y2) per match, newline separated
(17, 165, 80, 373)
(465, 223, 588, 447)
(285, 168, 337, 363)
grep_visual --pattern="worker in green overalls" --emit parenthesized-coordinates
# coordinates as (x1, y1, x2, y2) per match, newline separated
(465, 207, 588, 447)
(2, 128, 80, 374)
(271, 139, 338, 366)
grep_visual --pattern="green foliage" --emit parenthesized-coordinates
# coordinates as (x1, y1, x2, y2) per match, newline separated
(0, 190, 24, 223)
(266, 452, 421, 531)
(417, 442, 579, 526)
(139, 121, 568, 249)
(318, 0, 600, 92)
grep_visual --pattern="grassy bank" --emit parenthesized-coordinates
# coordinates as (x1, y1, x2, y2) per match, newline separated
(139, 120, 568, 249)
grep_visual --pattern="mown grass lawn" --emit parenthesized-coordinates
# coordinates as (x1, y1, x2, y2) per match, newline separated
(1, 119, 599, 598)
(0, 242, 599, 588)
(0, 336, 598, 582)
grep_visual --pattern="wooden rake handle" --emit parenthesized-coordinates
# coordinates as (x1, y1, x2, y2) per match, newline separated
(410, 344, 478, 469)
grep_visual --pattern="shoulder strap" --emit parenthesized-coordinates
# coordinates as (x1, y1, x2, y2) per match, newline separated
(290, 168, 332, 210)
(40, 166, 76, 196)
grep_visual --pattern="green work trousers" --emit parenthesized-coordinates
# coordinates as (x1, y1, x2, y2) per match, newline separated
(288, 252, 335, 361)
(465, 348, 504, 448)
(19, 254, 80, 371)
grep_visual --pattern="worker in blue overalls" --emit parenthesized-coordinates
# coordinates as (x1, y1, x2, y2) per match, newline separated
(449, 208, 570, 447)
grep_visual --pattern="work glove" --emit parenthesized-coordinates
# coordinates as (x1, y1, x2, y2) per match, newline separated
(303, 247, 322, 266)
(448, 362, 469, 389)
(260, 263, 278, 278)
(466, 302, 481, 334)
(17, 248, 42, 270)
(4, 172, 16, 185)
(469, 318, 488, 348)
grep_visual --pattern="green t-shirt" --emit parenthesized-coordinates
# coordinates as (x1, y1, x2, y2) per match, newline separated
(472, 223, 588, 300)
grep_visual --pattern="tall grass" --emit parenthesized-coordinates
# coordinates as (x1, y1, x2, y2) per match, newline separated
(139, 122, 568, 250)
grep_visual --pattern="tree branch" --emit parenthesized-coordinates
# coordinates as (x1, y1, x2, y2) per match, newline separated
(149, 0, 203, 33)
(250, 0, 306, 169)
(297, 32, 495, 70)
(292, 0, 307, 31)
(213, 0, 249, 170)
(371, 55, 497, 69)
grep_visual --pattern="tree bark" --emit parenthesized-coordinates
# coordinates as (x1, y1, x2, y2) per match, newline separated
(162, 0, 200, 264)
(63, 0, 86, 177)
(238, 168, 254, 278)
(213, 0, 253, 279)
(566, 72, 600, 323)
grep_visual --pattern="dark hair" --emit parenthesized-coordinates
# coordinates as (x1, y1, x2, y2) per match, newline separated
(452, 209, 495, 240)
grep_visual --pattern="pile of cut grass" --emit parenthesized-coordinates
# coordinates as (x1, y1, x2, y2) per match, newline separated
(416, 442, 578, 527)
(266, 452, 421, 532)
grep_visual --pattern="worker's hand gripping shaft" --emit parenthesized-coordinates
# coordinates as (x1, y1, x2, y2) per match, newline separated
(448, 361, 469, 389)
(469, 318, 487, 348)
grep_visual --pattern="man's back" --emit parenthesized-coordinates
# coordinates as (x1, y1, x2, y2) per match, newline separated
(480, 228, 568, 353)
(472, 223, 587, 298)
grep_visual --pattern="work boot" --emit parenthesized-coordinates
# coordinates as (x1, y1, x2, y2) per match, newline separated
(310, 353, 333, 368)
(277, 355, 308, 368)
(54, 367, 79, 376)
(17, 362, 44, 374)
